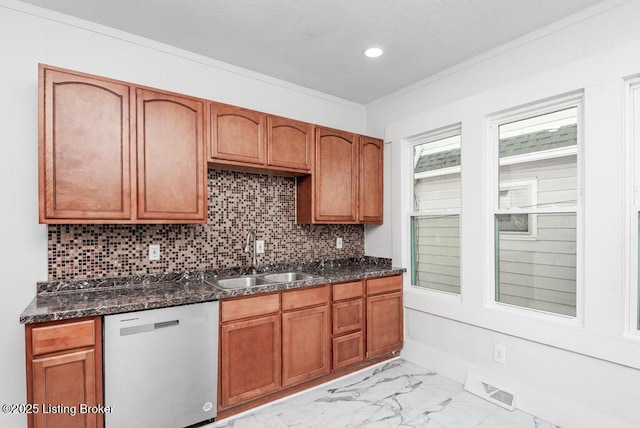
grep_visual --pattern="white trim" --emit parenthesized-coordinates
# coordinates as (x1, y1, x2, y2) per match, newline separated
(499, 145, 577, 166)
(414, 165, 461, 180)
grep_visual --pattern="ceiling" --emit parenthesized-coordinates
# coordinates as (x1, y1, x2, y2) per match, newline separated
(20, 0, 605, 104)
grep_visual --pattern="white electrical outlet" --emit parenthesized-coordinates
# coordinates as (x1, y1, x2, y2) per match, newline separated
(149, 244, 160, 261)
(493, 344, 506, 365)
(256, 240, 265, 254)
(336, 237, 343, 249)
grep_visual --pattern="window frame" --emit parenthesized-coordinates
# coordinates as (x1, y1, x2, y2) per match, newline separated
(626, 76, 640, 335)
(488, 93, 584, 320)
(408, 124, 462, 296)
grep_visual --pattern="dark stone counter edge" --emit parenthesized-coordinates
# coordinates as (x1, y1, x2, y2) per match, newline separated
(20, 267, 406, 324)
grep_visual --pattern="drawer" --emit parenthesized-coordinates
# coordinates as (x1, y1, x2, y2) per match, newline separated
(332, 298, 364, 335)
(332, 281, 363, 301)
(31, 318, 97, 356)
(366, 275, 402, 295)
(282, 285, 330, 311)
(332, 331, 364, 370)
(221, 293, 280, 322)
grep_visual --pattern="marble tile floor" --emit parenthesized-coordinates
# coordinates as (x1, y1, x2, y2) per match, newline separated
(206, 358, 559, 428)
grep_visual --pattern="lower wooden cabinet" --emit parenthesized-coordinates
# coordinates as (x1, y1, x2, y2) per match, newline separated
(219, 277, 403, 416)
(331, 281, 365, 370)
(332, 331, 364, 369)
(25, 317, 103, 428)
(282, 304, 330, 387)
(219, 294, 281, 409)
(366, 276, 404, 358)
(219, 314, 281, 407)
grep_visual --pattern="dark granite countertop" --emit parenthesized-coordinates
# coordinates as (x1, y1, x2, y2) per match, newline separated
(20, 257, 405, 324)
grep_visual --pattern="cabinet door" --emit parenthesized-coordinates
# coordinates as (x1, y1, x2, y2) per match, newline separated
(267, 116, 313, 171)
(314, 127, 358, 222)
(359, 136, 383, 223)
(333, 331, 364, 370)
(136, 88, 206, 222)
(282, 305, 331, 387)
(31, 350, 99, 428)
(26, 317, 102, 428)
(366, 292, 403, 358)
(220, 315, 281, 408)
(210, 103, 266, 165)
(39, 66, 132, 222)
(332, 298, 364, 335)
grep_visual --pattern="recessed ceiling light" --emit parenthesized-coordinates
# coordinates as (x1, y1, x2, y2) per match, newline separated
(364, 47, 384, 58)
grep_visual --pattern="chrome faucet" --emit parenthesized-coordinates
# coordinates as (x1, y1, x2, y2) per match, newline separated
(244, 230, 258, 274)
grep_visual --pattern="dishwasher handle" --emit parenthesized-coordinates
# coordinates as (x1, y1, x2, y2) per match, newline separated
(155, 320, 179, 329)
(120, 319, 179, 336)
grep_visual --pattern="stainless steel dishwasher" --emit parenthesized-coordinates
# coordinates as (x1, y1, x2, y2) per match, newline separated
(104, 301, 218, 428)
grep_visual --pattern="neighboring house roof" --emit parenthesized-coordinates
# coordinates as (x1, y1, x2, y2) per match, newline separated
(414, 124, 577, 174)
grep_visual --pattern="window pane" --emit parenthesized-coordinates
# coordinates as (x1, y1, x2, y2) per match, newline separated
(412, 215, 460, 294)
(414, 135, 461, 212)
(495, 213, 576, 316)
(499, 107, 577, 209)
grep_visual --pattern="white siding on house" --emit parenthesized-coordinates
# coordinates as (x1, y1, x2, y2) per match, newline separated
(413, 215, 460, 293)
(413, 172, 461, 293)
(497, 155, 577, 316)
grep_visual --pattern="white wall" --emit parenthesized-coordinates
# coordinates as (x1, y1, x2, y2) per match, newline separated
(367, 1, 640, 426)
(0, 2, 365, 427)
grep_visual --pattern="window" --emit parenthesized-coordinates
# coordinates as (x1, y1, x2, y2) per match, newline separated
(493, 104, 580, 317)
(411, 129, 461, 294)
(629, 79, 640, 331)
(499, 179, 538, 237)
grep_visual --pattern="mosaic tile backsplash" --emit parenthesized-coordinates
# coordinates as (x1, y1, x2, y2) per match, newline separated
(48, 170, 365, 280)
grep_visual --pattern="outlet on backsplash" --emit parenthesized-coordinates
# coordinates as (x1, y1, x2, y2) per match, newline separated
(336, 237, 343, 249)
(149, 244, 160, 261)
(256, 240, 265, 254)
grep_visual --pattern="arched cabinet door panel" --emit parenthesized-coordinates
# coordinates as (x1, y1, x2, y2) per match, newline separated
(314, 127, 358, 223)
(136, 89, 206, 221)
(39, 66, 132, 222)
(210, 103, 266, 165)
(267, 116, 313, 172)
(359, 136, 383, 223)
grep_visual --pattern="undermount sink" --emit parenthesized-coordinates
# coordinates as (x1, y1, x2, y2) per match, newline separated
(210, 271, 318, 289)
(262, 272, 315, 283)
(215, 276, 269, 289)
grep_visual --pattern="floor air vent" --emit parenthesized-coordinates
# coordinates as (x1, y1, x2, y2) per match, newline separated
(464, 375, 516, 410)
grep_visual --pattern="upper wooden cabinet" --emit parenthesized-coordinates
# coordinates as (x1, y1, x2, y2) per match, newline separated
(267, 116, 313, 172)
(209, 103, 266, 165)
(136, 89, 206, 221)
(297, 128, 383, 224)
(209, 106, 312, 174)
(297, 127, 358, 223)
(38, 64, 381, 225)
(359, 136, 384, 223)
(39, 67, 133, 222)
(38, 65, 207, 224)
